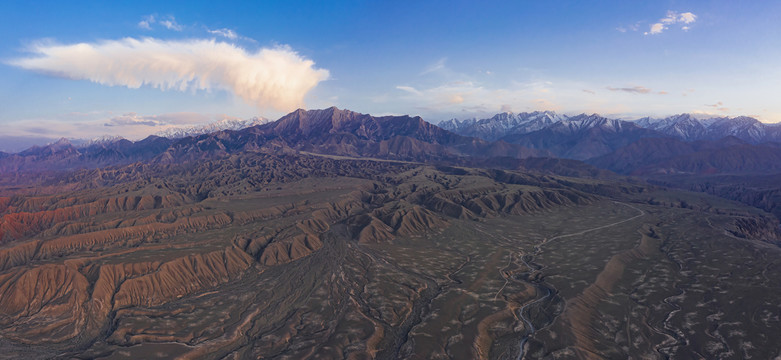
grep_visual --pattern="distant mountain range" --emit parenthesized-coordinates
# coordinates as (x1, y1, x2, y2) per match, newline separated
(439, 111, 565, 141)
(0, 108, 549, 174)
(4, 107, 781, 227)
(441, 111, 781, 146)
(443, 112, 664, 160)
(635, 114, 781, 143)
(439, 111, 781, 167)
(153, 117, 268, 139)
(3, 108, 781, 178)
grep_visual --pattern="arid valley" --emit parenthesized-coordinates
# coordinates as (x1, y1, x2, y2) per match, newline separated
(2, 2, 781, 359)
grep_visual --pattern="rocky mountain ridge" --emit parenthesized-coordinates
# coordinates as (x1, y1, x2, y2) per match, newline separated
(153, 116, 268, 139)
(442, 111, 781, 145)
(0, 107, 548, 174)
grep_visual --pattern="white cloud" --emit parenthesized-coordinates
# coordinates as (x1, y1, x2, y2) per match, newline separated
(679, 12, 697, 24)
(138, 15, 154, 30)
(645, 11, 697, 35)
(159, 17, 183, 31)
(646, 23, 665, 35)
(103, 112, 211, 127)
(396, 85, 423, 96)
(10, 38, 330, 112)
(137, 14, 183, 31)
(105, 112, 162, 126)
(207, 28, 238, 40)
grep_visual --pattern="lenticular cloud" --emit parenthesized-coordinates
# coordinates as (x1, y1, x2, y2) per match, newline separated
(10, 38, 330, 111)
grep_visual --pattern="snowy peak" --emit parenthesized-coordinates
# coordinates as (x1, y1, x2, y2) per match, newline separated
(563, 114, 615, 131)
(438, 117, 475, 131)
(78, 135, 128, 148)
(706, 116, 767, 142)
(635, 114, 707, 141)
(438, 111, 565, 141)
(154, 117, 268, 139)
(441, 111, 644, 141)
(634, 114, 780, 143)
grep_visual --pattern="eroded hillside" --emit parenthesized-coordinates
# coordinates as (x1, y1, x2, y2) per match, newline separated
(0, 153, 779, 359)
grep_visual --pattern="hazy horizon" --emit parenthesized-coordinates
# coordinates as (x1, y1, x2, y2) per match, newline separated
(2, 106, 780, 153)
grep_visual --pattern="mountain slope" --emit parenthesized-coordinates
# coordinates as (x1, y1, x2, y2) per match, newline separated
(441, 112, 664, 160)
(224, 107, 549, 160)
(500, 114, 663, 160)
(589, 136, 781, 175)
(0, 137, 176, 173)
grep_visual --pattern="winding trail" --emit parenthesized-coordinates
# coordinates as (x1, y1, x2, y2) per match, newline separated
(515, 202, 646, 359)
(539, 202, 647, 249)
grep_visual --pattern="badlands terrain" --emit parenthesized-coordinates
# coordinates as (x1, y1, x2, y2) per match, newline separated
(1, 108, 780, 359)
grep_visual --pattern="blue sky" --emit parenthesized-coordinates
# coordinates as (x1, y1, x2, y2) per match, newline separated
(1, 0, 781, 147)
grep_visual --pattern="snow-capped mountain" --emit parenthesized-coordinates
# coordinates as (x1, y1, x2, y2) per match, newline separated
(439, 111, 565, 141)
(557, 113, 635, 133)
(75, 135, 127, 148)
(154, 117, 268, 139)
(635, 114, 708, 141)
(495, 114, 661, 160)
(443, 111, 781, 145)
(439, 111, 647, 142)
(635, 114, 781, 143)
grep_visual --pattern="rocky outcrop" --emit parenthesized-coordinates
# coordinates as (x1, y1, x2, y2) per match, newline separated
(0, 245, 254, 346)
(360, 203, 449, 241)
(0, 264, 89, 344)
(726, 216, 781, 243)
(259, 233, 323, 266)
(357, 217, 396, 243)
(113, 247, 254, 308)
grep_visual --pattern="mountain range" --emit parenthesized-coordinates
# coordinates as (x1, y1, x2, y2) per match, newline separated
(0, 108, 550, 174)
(153, 116, 268, 139)
(2, 107, 781, 358)
(440, 111, 781, 145)
(438, 111, 781, 173)
(5, 108, 781, 179)
(636, 113, 781, 143)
